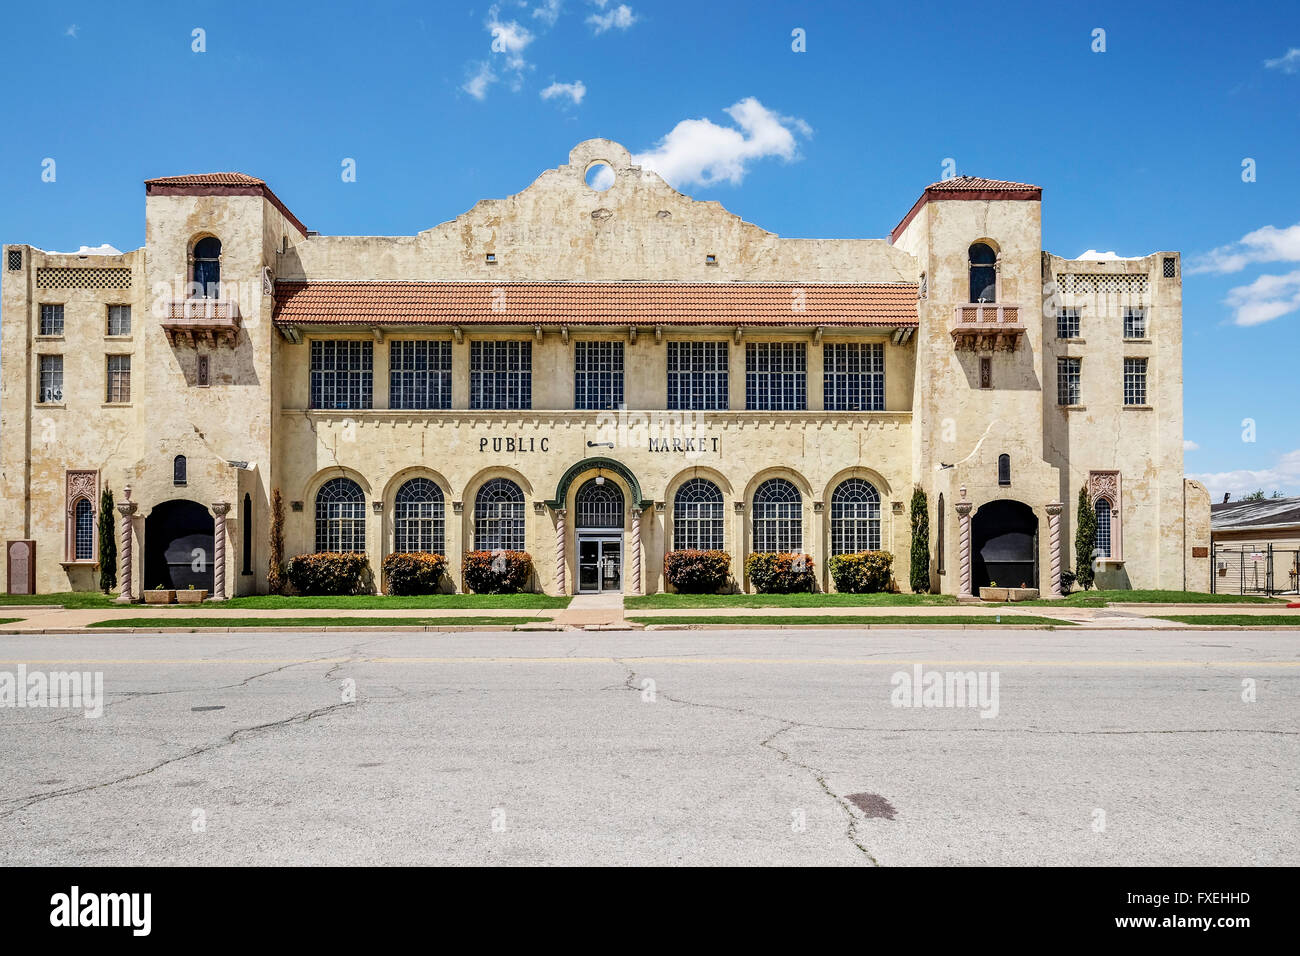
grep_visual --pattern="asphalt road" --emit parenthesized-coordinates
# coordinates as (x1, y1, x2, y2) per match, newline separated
(0, 629, 1295, 866)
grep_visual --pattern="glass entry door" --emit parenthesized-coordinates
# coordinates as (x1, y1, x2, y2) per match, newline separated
(577, 535, 622, 593)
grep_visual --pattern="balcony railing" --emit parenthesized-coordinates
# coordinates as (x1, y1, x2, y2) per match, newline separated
(950, 303, 1024, 351)
(161, 299, 241, 347)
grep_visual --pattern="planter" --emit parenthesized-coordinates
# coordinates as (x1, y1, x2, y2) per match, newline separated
(979, 587, 1007, 602)
(176, 589, 209, 604)
(981, 586, 1039, 602)
(144, 590, 175, 605)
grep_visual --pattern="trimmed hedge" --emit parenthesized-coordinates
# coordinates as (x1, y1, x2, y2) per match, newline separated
(463, 550, 534, 594)
(286, 552, 373, 595)
(827, 550, 895, 594)
(382, 552, 448, 596)
(745, 552, 816, 594)
(664, 549, 731, 593)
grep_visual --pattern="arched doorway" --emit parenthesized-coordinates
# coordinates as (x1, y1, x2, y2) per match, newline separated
(575, 478, 623, 593)
(145, 500, 215, 591)
(971, 500, 1038, 590)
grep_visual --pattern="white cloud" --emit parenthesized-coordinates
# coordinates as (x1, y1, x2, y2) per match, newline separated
(587, 3, 636, 34)
(630, 97, 812, 189)
(1191, 449, 1300, 499)
(487, 5, 535, 71)
(1223, 269, 1300, 326)
(462, 61, 496, 100)
(532, 0, 563, 26)
(1184, 440, 1199, 451)
(540, 80, 586, 105)
(65, 24, 77, 38)
(1074, 250, 1142, 261)
(1190, 222, 1300, 275)
(1265, 48, 1300, 73)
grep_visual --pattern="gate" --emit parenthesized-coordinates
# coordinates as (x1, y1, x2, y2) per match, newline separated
(1211, 544, 1300, 596)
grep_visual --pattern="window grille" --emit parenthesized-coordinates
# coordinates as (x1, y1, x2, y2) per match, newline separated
(823, 342, 884, 411)
(746, 342, 806, 411)
(574, 341, 624, 410)
(576, 479, 624, 529)
(1057, 357, 1081, 405)
(315, 477, 366, 552)
(36, 267, 130, 289)
(74, 498, 95, 561)
(1124, 358, 1147, 405)
(470, 341, 531, 410)
(1162, 257, 1177, 278)
(1056, 309, 1080, 339)
(310, 340, 373, 410)
(106, 355, 131, 403)
(667, 341, 728, 410)
(197, 354, 210, 387)
(394, 478, 445, 554)
(1095, 498, 1112, 558)
(830, 478, 880, 554)
(1123, 307, 1147, 339)
(474, 478, 525, 551)
(39, 355, 63, 403)
(7, 249, 21, 271)
(673, 478, 725, 551)
(752, 478, 802, 552)
(39, 304, 64, 336)
(1055, 273, 1148, 296)
(390, 340, 452, 409)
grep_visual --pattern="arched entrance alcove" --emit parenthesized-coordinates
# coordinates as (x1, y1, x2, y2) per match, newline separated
(145, 500, 215, 591)
(971, 500, 1038, 590)
(574, 478, 624, 593)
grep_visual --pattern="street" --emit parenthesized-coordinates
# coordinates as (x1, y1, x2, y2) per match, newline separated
(1, 629, 1296, 866)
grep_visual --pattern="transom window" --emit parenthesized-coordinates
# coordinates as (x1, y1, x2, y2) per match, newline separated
(315, 477, 366, 552)
(390, 340, 452, 410)
(1124, 358, 1148, 405)
(1056, 308, 1080, 339)
(73, 498, 94, 561)
(824, 342, 884, 411)
(1123, 307, 1147, 339)
(746, 342, 806, 411)
(969, 242, 997, 303)
(574, 341, 624, 410)
(575, 478, 624, 529)
(470, 341, 532, 410)
(1057, 357, 1081, 405)
(173, 455, 187, 486)
(107, 304, 131, 336)
(475, 478, 525, 551)
(667, 341, 728, 411)
(830, 478, 881, 554)
(752, 478, 802, 553)
(38, 355, 63, 403)
(394, 478, 445, 554)
(310, 340, 373, 410)
(193, 237, 221, 296)
(998, 454, 1011, 486)
(1094, 497, 1112, 558)
(673, 478, 724, 551)
(39, 304, 64, 336)
(106, 355, 131, 403)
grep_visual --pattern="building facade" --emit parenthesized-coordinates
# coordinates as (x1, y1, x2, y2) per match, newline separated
(1, 139, 1212, 598)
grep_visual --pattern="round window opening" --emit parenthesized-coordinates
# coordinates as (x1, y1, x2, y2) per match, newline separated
(585, 162, 615, 192)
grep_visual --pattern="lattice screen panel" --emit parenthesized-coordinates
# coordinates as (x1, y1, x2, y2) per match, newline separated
(36, 267, 132, 289)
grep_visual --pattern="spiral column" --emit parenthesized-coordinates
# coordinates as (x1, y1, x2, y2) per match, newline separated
(211, 502, 230, 601)
(115, 485, 138, 603)
(955, 498, 974, 598)
(630, 509, 642, 596)
(554, 509, 567, 595)
(1046, 501, 1064, 598)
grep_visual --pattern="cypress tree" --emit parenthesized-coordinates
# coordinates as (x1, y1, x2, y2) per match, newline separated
(909, 487, 930, 594)
(98, 487, 117, 594)
(1074, 486, 1097, 591)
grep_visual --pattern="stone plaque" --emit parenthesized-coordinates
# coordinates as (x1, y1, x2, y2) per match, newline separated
(7, 540, 35, 594)
(1192, 546, 1208, 558)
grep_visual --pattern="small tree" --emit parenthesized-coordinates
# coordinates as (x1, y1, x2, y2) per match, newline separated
(98, 486, 117, 594)
(268, 488, 286, 595)
(909, 487, 930, 594)
(1074, 486, 1097, 591)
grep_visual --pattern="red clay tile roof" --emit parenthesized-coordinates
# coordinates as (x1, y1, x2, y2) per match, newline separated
(923, 175, 1040, 191)
(144, 172, 266, 186)
(273, 281, 918, 328)
(890, 176, 1042, 244)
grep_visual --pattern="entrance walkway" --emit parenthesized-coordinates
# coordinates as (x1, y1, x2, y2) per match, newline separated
(554, 593, 627, 628)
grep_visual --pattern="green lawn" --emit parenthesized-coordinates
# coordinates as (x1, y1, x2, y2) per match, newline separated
(1157, 614, 1300, 627)
(624, 592, 958, 610)
(0, 592, 569, 610)
(629, 614, 1073, 627)
(88, 615, 547, 629)
(1004, 589, 1283, 608)
(0, 618, 23, 626)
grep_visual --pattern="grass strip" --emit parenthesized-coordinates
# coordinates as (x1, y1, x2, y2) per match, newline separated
(87, 616, 546, 629)
(1156, 614, 1300, 626)
(628, 614, 1074, 627)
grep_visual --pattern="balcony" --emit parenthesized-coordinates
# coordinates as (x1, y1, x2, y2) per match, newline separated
(162, 299, 241, 347)
(950, 303, 1025, 351)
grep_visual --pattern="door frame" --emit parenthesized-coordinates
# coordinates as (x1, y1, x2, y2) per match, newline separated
(576, 531, 624, 594)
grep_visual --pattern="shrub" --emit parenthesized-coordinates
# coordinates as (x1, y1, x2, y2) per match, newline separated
(286, 552, 372, 595)
(98, 486, 117, 594)
(268, 488, 286, 595)
(909, 487, 930, 594)
(382, 552, 448, 596)
(745, 552, 816, 594)
(1074, 486, 1097, 591)
(828, 550, 894, 594)
(663, 549, 731, 593)
(463, 550, 534, 594)
(1059, 569, 1077, 595)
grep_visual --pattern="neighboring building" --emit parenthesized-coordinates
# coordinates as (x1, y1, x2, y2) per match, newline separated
(0, 139, 1211, 597)
(1210, 496, 1300, 596)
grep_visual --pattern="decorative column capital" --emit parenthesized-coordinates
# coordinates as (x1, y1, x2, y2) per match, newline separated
(1045, 501, 1063, 517)
(554, 508, 567, 519)
(211, 501, 231, 517)
(116, 500, 138, 517)
(954, 501, 974, 518)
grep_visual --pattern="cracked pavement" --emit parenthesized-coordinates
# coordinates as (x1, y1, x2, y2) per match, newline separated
(0, 628, 1296, 865)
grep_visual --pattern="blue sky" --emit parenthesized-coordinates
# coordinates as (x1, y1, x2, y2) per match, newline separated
(2, 0, 1297, 496)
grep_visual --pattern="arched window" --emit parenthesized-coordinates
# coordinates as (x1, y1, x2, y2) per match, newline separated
(969, 242, 997, 303)
(1094, 497, 1112, 558)
(173, 455, 187, 486)
(830, 478, 881, 554)
(475, 478, 524, 551)
(395, 478, 445, 554)
(997, 454, 1011, 486)
(241, 493, 253, 574)
(193, 237, 221, 296)
(73, 498, 95, 561)
(575, 478, 623, 529)
(673, 478, 724, 551)
(315, 477, 366, 552)
(752, 478, 802, 553)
